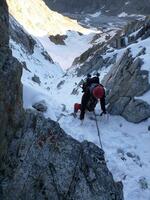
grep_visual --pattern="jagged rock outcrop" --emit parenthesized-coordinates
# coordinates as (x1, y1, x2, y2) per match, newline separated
(49, 34, 67, 45)
(0, 0, 23, 165)
(102, 49, 150, 123)
(0, 1, 124, 199)
(9, 15, 54, 63)
(1, 110, 123, 200)
(111, 17, 150, 49)
(44, 0, 150, 15)
(9, 16, 36, 54)
(72, 33, 118, 76)
(32, 100, 48, 112)
(73, 18, 150, 76)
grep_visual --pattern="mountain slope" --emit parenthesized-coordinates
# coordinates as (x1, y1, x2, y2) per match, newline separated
(69, 17, 150, 123)
(1, 2, 124, 200)
(7, 0, 93, 36)
(44, 0, 150, 15)
(37, 31, 96, 69)
(9, 15, 150, 200)
(7, 0, 99, 69)
(9, 16, 65, 119)
(7, 2, 150, 200)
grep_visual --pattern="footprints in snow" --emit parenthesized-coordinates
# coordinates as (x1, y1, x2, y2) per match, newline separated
(117, 148, 143, 167)
(139, 177, 149, 190)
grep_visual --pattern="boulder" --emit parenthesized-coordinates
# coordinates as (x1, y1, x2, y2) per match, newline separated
(122, 99, 150, 123)
(32, 100, 48, 112)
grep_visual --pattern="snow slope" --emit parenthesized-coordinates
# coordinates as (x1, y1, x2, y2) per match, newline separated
(56, 78, 150, 200)
(7, 0, 102, 70)
(37, 31, 96, 69)
(10, 26, 150, 200)
(10, 37, 64, 119)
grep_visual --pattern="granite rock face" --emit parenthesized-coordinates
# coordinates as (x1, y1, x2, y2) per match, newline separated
(9, 15, 54, 63)
(73, 34, 118, 77)
(102, 49, 150, 123)
(1, 110, 124, 200)
(111, 16, 150, 49)
(0, 0, 23, 164)
(9, 16, 36, 54)
(74, 17, 150, 77)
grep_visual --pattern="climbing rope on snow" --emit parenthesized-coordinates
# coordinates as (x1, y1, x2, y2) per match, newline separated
(93, 110, 103, 149)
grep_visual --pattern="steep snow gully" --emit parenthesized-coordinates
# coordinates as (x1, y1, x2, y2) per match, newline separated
(9, 14, 150, 200)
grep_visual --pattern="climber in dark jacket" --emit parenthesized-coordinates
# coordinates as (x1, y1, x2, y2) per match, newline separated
(80, 82, 106, 120)
(74, 74, 106, 120)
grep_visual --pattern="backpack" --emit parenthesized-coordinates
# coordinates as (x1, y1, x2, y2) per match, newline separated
(82, 76, 100, 93)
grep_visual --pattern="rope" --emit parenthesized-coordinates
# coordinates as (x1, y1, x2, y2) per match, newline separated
(93, 111, 103, 149)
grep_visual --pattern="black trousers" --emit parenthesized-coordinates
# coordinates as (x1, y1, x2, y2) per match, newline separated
(80, 92, 106, 120)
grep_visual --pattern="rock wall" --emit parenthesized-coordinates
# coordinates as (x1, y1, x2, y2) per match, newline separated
(1, 110, 123, 200)
(72, 32, 119, 76)
(0, 0, 23, 166)
(9, 16, 36, 54)
(9, 15, 54, 63)
(74, 18, 150, 77)
(111, 17, 150, 49)
(102, 49, 150, 123)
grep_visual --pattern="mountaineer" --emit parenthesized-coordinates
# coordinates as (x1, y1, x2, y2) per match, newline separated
(74, 73, 106, 120)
